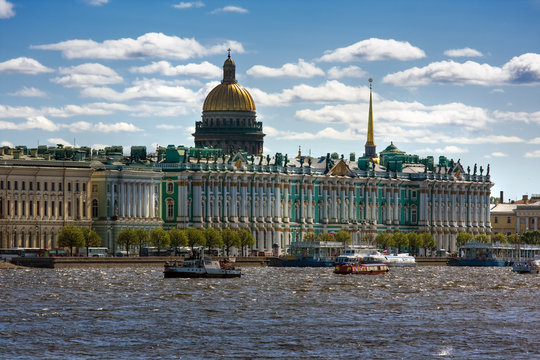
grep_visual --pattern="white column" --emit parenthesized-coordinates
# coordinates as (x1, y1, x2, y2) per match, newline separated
(394, 188, 399, 224)
(283, 183, 289, 222)
(274, 183, 281, 222)
(307, 184, 313, 223)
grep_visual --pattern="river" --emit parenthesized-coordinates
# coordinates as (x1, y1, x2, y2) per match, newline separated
(1, 266, 538, 359)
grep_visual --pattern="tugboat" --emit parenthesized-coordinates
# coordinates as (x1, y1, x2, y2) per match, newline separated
(164, 248, 241, 278)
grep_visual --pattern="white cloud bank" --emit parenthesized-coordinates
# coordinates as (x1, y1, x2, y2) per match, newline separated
(84, 0, 108, 6)
(211, 6, 248, 14)
(31, 32, 244, 60)
(173, 2, 204, 9)
(0, 57, 53, 74)
(52, 63, 123, 88)
(319, 38, 426, 62)
(0, 0, 15, 19)
(383, 53, 540, 86)
(444, 47, 483, 57)
(247, 59, 324, 78)
(9, 86, 47, 98)
(130, 60, 221, 78)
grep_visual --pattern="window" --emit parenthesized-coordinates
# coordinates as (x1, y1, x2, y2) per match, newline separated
(412, 190, 417, 200)
(167, 182, 174, 193)
(507, 217, 511, 224)
(7, 181, 10, 190)
(59, 183, 62, 191)
(14, 181, 18, 190)
(82, 200, 86, 218)
(22, 182, 26, 190)
(83, 183, 86, 192)
(37, 182, 40, 191)
(51, 201, 55, 217)
(68, 202, 72, 217)
(44, 201, 48, 216)
(92, 199, 98, 218)
(37, 201, 40, 216)
(92, 184, 98, 193)
(68, 183, 71, 192)
(7, 200, 10, 216)
(22, 201, 26, 216)
(166, 199, 174, 219)
(51, 183, 55, 192)
(14, 200, 18, 216)
(494, 217, 498, 224)
(411, 208, 417, 223)
(76, 183, 79, 192)
(0, 180, 3, 189)
(29, 182, 33, 191)
(58, 201, 63, 217)
(44, 182, 48, 191)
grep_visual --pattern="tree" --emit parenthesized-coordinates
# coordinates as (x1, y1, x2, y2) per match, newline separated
(456, 232, 474, 248)
(204, 228, 223, 252)
(81, 227, 102, 256)
(302, 232, 317, 242)
(334, 230, 352, 245)
(149, 228, 170, 254)
(57, 225, 84, 256)
(186, 228, 205, 251)
(508, 233, 521, 245)
(238, 229, 255, 256)
(222, 229, 240, 256)
(375, 232, 392, 249)
(134, 228, 149, 254)
(420, 232, 435, 255)
(392, 232, 408, 252)
(406, 232, 422, 255)
(491, 232, 507, 244)
(475, 234, 490, 243)
(169, 228, 188, 249)
(521, 230, 540, 245)
(117, 228, 137, 256)
(318, 232, 333, 242)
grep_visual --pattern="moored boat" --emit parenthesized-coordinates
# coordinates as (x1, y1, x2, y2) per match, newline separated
(458, 242, 540, 267)
(164, 249, 241, 278)
(282, 241, 343, 267)
(512, 258, 540, 274)
(334, 262, 389, 275)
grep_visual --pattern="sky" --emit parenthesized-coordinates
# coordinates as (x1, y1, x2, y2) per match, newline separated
(0, 0, 539, 202)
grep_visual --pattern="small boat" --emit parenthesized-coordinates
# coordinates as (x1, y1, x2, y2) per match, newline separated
(512, 258, 540, 274)
(164, 248, 241, 278)
(334, 261, 389, 275)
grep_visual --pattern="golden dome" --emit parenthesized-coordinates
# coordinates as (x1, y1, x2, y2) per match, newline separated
(202, 54, 256, 112)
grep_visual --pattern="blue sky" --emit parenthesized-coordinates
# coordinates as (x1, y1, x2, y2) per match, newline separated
(1, 0, 539, 201)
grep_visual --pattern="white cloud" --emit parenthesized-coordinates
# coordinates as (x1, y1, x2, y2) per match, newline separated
(173, 2, 204, 9)
(211, 6, 248, 14)
(490, 152, 508, 157)
(264, 125, 358, 141)
(0, 57, 53, 74)
(1, 140, 14, 147)
(327, 65, 366, 79)
(493, 110, 540, 124)
(130, 60, 221, 78)
(156, 124, 183, 130)
(84, 0, 108, 5)
(0, 116, 59, 131)
(530, 137, 540, 144)
(250, 80, 370, 106)
(91, 122, 141, 133)
(383, 53, 540, 86)
(318, 38, 426, 62)
(47, 138, 73, 147)
(81, 78, 205, 103)
(416, 146, 467, 154)
(444, 47, 483, 57)
(490, 88, 504, 94)
(92, 143, 110, 150)
(246, 59, 324, 78)
(0, 103, 131, 119)
(9, 86, 47, 98)
(524, 150, 540, 158)
(0, 0, 15, 19)
(52, 63, 123, 88)
(32, 32, 244, 60)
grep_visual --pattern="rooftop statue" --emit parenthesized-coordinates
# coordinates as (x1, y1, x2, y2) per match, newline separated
(487, 164, 490, 176)
(467, 166, 470, 175)
(473, 164, 477, 175)
(480, 166, 484, 175)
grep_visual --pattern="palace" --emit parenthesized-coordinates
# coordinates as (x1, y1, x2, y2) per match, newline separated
(0, 55, 493, 254)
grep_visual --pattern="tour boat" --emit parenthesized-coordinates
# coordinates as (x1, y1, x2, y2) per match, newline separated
(512, 258, 540, 274)
(164, 248, 241, 278)
(458, 242, 540, 267)
(282, 241, 343, 267)
(334, 261, 389, 275)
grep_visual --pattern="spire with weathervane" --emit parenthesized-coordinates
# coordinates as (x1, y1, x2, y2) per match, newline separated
(222, 48, 237, 84)
(364, 78, 377, 159)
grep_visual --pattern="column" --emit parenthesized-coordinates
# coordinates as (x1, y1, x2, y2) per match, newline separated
(322, 184, 328, 223)
(119, 182, 125, 216)
(340, 186, 346, 222)
(394, 188, 399, 225)
(516, 216, 521, 234)
(307, 183, 313, 223)
(274, 183, 281, 222)
(371, 187, 377, 223)
(385, 186, 391, 224)
(283, 183, 289, 222)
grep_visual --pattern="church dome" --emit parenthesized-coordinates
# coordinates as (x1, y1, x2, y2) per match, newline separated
(202, 54, 256, 112)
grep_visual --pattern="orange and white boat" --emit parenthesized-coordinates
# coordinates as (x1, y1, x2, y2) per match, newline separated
(334, 262, 389, 275)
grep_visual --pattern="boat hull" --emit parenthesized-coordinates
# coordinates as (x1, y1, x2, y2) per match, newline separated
(512, 261, 540, 274)
(164, 266, 241, 278)
(334, 263, 389, 275)
(457, 259, 507, 267)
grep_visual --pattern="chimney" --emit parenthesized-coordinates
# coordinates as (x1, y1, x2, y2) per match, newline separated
(500, 191, 504, 204)
(523, 194, 529, 203)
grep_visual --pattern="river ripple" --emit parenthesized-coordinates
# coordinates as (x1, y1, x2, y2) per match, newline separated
(0, 266, 538, 359)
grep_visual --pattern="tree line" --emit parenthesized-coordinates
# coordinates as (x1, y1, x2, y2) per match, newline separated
(456, 230, 540, 247)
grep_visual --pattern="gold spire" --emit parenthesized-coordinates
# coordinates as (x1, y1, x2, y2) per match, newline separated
(365, 78, 375, 147)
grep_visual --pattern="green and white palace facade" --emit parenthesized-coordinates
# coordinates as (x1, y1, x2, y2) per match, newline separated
(0, 55, 492, 254)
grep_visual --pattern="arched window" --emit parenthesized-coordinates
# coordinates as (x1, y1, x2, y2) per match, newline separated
(166, 199, 174, 220)
(167, 182, 174, 194)
(92, 199, 98, 218)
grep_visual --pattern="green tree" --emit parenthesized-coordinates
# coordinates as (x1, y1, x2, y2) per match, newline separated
(475, 234, 490, 243)
(392, 232, 408, 252)
(456, 232, 474, 248)
(81, 227, 102, 256)
(521, 230, 540, 245)
(238, 229, 255, 256)
(318, 232, 333, 242)
(406, 232, 422, 256)
(491, 232, 507, 244)
(204, 228, 223, 252)
(334, 230, 352, 245)
(149, 228, 170, 254)
(302, 232, 317, 242)
(375, 232, 392, 249)
(57, 224, 84, 256)
(508, 233, 521, 245)
(117, 228, 137, 256)
(222, 229, 240, 257)
(186, 228, 206, 251)
(134, 228, 149, 254)
(169, 228, 188, 249)
(420, 232, 435, 255)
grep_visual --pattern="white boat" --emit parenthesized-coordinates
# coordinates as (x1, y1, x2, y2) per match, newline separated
(334, 246, 383, 265)
(383, 253, 417, 267)
(164, 248, 241, 278)
(512, 257, 540, 274)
